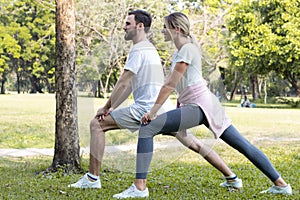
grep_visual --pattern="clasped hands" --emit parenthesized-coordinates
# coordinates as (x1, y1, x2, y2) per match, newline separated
(141, 111, 157, 125)
(95, 106, 158, 124)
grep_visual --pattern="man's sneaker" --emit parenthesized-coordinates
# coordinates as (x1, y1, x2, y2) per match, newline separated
(113, 184, 149, 199)
(220, 178, 243, 190)
(68, 173, 101, 189)
(260, 184, 292, 195)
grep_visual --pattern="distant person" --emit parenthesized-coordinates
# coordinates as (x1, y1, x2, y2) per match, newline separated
(241, 95, 256, 108)
(113, 12, 292, 199)
(241, 95, 251, 107)
(68, 10, 240, 193)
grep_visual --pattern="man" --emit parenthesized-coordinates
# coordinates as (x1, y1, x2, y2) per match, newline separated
(68, 10, 241, 195)
(68, 9, 170, 189)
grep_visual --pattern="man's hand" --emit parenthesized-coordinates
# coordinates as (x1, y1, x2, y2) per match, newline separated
(95, 107, 113, 121)
(141, 112, 157, 125)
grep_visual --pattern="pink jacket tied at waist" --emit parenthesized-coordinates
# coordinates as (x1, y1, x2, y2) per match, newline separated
(177, 83, 232, 138)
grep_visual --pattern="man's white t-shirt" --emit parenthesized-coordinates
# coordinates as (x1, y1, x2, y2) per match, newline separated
(124, 40, 165, 120)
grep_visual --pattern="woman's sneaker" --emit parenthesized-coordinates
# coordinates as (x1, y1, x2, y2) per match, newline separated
(260, 184, 292, 195)
(220, 177, 243, 190)
(113, 184, 149, 199)
(68, 173, 101, 189)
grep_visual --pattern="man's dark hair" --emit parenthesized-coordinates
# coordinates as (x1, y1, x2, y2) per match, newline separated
(128, 10, 152, 33)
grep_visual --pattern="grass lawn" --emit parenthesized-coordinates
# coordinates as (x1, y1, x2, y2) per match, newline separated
(0, 93, 299, 199)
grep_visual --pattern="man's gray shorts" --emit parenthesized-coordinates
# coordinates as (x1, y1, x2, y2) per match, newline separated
(110, 107, 140, 133)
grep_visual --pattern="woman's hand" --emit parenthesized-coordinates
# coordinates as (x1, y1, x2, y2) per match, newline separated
(141, 112, 157, 125)
(95, 107, 113, 121)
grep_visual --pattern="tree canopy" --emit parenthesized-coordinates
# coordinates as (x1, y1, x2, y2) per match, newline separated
(226, 0, 300, 96)
(0, 0, 299, 97)
(0, 0, 56, 94)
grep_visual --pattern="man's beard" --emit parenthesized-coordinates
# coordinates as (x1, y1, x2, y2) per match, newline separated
(124, 28, 137, 41)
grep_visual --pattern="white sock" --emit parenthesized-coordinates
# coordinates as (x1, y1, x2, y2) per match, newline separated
(87, 172, 99, 181)
(225, 174, 237, 180)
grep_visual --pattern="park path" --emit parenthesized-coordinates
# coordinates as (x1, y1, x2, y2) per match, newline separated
(0, 145, 140, 157)
(0, 139, 185, 157)
(1, 137, 299, 157)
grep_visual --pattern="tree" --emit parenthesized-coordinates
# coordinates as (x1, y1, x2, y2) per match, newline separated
(0, 0, 56, 94)
(51, 0, 80, 172)
(0, 24, 21, 94)
(226, 0, 300, 97)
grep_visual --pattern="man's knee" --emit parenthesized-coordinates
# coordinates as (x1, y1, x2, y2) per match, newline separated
(90, 115, 119, 133)
(90, 118, 102, 132)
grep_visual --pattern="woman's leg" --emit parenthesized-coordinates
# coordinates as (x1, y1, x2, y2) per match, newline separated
(135, 106, 240, 190)
(175, 130, 235, 177)
(220, 125, 287, 186)
(163, 107, 236, 178)
(136, 106, 205, 182)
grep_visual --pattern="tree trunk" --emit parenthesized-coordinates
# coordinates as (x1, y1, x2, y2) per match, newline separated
(1, 79, 5, 94)
(91, 80, 97, 97)
(250, 74, 260, 100)
(218, 67, 228, 101)
(51, 0, 81, 172)
(12, 58, 21, 94)
(17, 72, 21, 94)
(229, 70, 238, 101)
(29, 75, 43, 93)
(97, 80, 101, 98)
(264, 79, 267, 104)
(1, 73, 6, 94)
(290, 79, 300, 97)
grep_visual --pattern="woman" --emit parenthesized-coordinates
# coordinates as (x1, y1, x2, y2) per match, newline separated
(113, 12, 292, 199)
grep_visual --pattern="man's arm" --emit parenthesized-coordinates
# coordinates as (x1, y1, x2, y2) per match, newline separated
(105, 69, 133, 110)
(96, 69, 133, 120)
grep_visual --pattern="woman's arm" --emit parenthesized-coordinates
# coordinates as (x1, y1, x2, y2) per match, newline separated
(141, 61, 188, 123)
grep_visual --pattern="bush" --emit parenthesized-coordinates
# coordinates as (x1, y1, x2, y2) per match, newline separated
(276, 97, 300, 108)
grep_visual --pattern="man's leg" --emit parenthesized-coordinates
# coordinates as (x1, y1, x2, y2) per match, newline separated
(89, 114, 120, 176)
(68, 114, 120, 189)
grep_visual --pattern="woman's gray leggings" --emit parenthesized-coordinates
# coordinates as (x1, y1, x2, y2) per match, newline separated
(136, 105, 280, 182)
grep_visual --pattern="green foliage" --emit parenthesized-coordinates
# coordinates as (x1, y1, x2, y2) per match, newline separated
(276, 97, 300, 108)
(1, 0, 299, 96)
(0, 0, 56, 93)
(226, 0, 300, 96)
